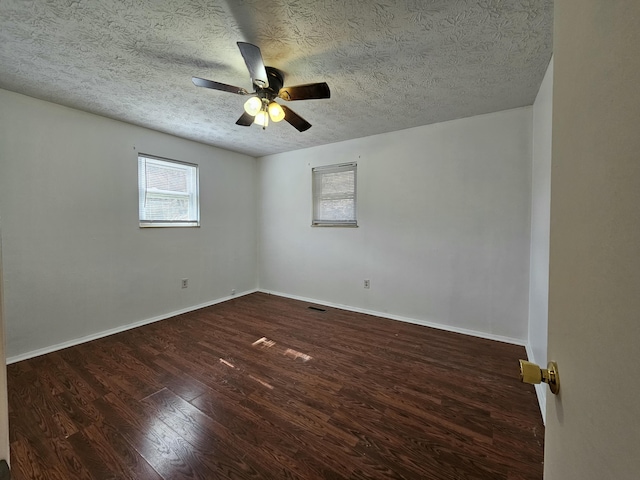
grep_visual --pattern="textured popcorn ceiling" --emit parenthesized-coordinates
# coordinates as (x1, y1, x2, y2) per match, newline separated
(0, 0, 553, 157)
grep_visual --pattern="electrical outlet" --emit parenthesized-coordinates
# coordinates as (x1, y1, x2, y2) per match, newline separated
(364, 279, 370, 289)
(181, 278, 188, 289)
(231, 289, 236, 295)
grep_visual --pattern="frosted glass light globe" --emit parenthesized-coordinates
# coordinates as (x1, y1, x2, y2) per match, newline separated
(243, 96, 262, 116)
(268, 102, 285, 122)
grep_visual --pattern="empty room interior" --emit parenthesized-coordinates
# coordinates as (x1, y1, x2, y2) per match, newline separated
(1, 1, 639, 479)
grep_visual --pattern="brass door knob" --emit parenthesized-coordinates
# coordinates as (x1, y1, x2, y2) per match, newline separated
(519, 360, 560, 394)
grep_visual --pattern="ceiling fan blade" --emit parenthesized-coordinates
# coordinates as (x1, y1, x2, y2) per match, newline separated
(279, 82, 330, 101)
(235, 111, 255, 126)
(281, 105, 312, 132)
(192, 77, 248, 95)
(237, 42, 269, 88)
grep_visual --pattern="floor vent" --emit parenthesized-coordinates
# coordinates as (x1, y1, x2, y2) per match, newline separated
(308, 306, 326, 312)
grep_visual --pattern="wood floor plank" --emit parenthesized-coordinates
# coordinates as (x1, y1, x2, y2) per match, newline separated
(65, 429, 125, 480)
(10, 438, 53, 480)
(7, 292, 544, 479)
(93, 393, 209, 479)
(190, 391, 343, 479)
(88, 420, 164, 480)
(142, 388, 286, 479)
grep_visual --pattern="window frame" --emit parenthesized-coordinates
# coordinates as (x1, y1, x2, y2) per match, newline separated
(137, 153, 200, 228)
(311, 162, 358, 227)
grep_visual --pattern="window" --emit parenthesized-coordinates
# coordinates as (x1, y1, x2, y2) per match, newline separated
(312, 162, 357, 227)
(138, 154, 199, 227)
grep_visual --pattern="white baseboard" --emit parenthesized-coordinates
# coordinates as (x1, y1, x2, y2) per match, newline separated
(525, 343, 547, 424)
(6, 289, 258, 365)
(258, 289, 527, 346)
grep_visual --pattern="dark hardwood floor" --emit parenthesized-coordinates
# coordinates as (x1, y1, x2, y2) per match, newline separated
(7, 292, 544, 479)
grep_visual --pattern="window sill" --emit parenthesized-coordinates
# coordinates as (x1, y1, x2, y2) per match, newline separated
(139, 223, 200, 228)
(311, 224, 358, 228)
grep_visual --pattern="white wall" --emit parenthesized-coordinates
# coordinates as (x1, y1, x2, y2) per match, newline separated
(258, 108, 532, 342)
(0, 89, 258, 360)
(528, 57, 553, 420)
(0, 89, 535, 360)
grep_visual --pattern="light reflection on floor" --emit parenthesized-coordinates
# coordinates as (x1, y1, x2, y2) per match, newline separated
(215, 336, 313, 392)
(218, 358, 235, 368)
(248, 374, 275, 390)
(284, 348, 312, 362)
(252, 336, 276, 348)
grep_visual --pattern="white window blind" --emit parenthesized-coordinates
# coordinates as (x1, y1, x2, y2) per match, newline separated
(138, 154, 200, 227)
(312, 163, 357, 226)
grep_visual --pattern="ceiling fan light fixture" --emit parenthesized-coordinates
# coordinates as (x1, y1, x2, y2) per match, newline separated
(243, 96, 262, 116)
(193, 42, 329, 132)
(254, 109, 269, 128)
(268, 102, 285, 122)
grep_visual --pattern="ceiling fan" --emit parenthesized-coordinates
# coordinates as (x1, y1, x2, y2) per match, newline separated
(192, 42, 330, 132)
